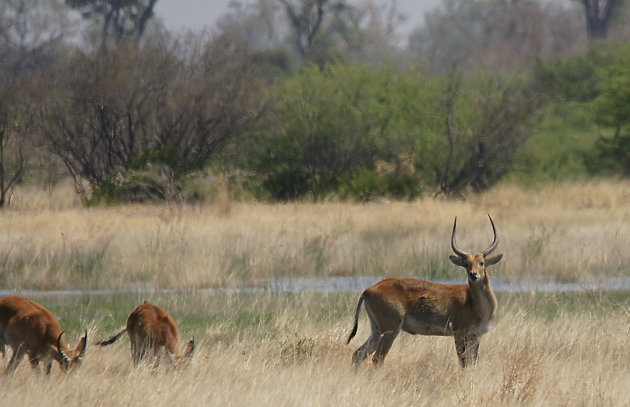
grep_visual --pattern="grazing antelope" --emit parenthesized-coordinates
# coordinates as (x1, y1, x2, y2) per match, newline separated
(347, 214, 502, 368)
(0, 295, 88, 374)
(96, 301, 195, 367)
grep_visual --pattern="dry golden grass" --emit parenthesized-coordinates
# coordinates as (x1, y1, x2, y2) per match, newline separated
(1, 180, 629, 290)
(0, 295, 628, 407)
(0, 180, 628, 406)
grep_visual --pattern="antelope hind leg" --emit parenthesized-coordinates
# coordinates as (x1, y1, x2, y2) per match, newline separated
(5, 345, 27, 374)
(352, 332, 380, 367)
(372, 329, 400, 366)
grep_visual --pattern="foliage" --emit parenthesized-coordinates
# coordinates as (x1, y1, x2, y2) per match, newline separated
(279, 0, 350, 60)
(340, 167, 423, 202)
(36, 38, 265, 203)
(532, 52, 603, 102)
(0, 65, 28, 207)
(433, 71, 543, 196)
(588, 45, 630, 176)
(242, 63, 545, 201)
(91, 164, 181, 204)
(508, 102, 598, 185)
(247, 64, 437, 200)
(508, 46, 619, 184)
(5, 0, 630, 203)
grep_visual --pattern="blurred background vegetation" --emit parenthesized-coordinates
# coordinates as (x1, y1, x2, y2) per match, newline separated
(2, 0, 630, 204)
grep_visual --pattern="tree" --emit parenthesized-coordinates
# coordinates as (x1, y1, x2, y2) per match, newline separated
(217, 0, 404, 73)
(577, 0, 624, 39)
(0, 69, 25, 207)
(279, 0, 352, 64)
(0, 0, 71, 73)
(66, 0, 159, 47)
(0, 0, 72, 206)
(37, 37, 265, 203)
(434, 71, 543, 197)
(217, 0, 284, 52)
(409, 0, 585, 73)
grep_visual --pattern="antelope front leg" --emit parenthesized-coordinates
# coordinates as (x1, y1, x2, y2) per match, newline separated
(44, 360, 53, 375)
(28, 356, 41, 374)
(454, 334, 480, 368)
(468, 335, 480, 365)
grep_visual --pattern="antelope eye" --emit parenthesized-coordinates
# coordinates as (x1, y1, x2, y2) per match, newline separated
(479, 261, 484, 266)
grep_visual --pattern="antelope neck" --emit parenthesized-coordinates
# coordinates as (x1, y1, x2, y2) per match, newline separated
(468, 276, 497, 321)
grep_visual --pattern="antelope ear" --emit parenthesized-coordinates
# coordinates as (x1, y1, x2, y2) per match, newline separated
(184, 338, 195, 360)
(485, 254, 503, 266)
(75, 330, 88, 359)
(449, 255, 466, 267)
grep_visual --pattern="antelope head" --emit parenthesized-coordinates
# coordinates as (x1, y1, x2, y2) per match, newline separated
(449, 214, 503, 284)
(55, 330, 88, 371)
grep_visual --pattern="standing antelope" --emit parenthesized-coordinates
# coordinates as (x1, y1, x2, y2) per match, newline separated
(96, 301, 195, 367)
(347, 214, 502, 368)
(0, 295, 88, 374)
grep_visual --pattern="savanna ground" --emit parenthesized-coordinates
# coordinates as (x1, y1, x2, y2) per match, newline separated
(0, 180, 629, 406)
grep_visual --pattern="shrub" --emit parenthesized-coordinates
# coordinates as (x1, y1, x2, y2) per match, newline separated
(588, 45, 630, 176)
(249, 64, 437, 200)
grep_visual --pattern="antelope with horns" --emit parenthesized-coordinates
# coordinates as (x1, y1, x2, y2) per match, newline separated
(0, 295, 88, 374)
(96, 301, 195, 367)
(347, 214, 502, 368)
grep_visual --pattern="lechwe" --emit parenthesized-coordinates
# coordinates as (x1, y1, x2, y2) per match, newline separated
(347, 214, 503, 368)
(96, 301, 195, 367)
(0, 295, 88, 374)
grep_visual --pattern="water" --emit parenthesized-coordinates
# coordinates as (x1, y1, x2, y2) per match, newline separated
(268, 276, 630, 293)
(2, 276, 630, 298)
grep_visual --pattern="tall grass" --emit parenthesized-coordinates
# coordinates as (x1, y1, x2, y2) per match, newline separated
(1, 181, 627, 406)
(0, 292, 627, 406)
(1, 180, 630, 290)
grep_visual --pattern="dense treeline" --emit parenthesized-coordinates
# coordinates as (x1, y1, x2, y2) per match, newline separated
(1, 0, 630, 204)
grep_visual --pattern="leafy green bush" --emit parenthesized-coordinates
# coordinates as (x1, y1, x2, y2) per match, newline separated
(508, 101, 598, 185)
(508, 47, 622, 185)
(249, 65, 437, 200)
(340, 171, 423, 202)
(588, 45, 630, 176)
(243, 64, 544, 200)
(532, 52, 602, 102)
(91, 164, 181, 204)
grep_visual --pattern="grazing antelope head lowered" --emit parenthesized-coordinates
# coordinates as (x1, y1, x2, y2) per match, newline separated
(0, 295, 88, 374)
(96, 301, 195, 368)
(347, 214, 502, 368)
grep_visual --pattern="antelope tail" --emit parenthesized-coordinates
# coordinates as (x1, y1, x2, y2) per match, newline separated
(96, 327, 127, 346)
(346, 295, 364, 345)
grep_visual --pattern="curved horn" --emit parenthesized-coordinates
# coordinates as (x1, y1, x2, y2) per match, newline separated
(481, 214, 499, 256)
(78, 330, 88, 359)
(451, 217, 468, 258)
(57, 332, 70, 363)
